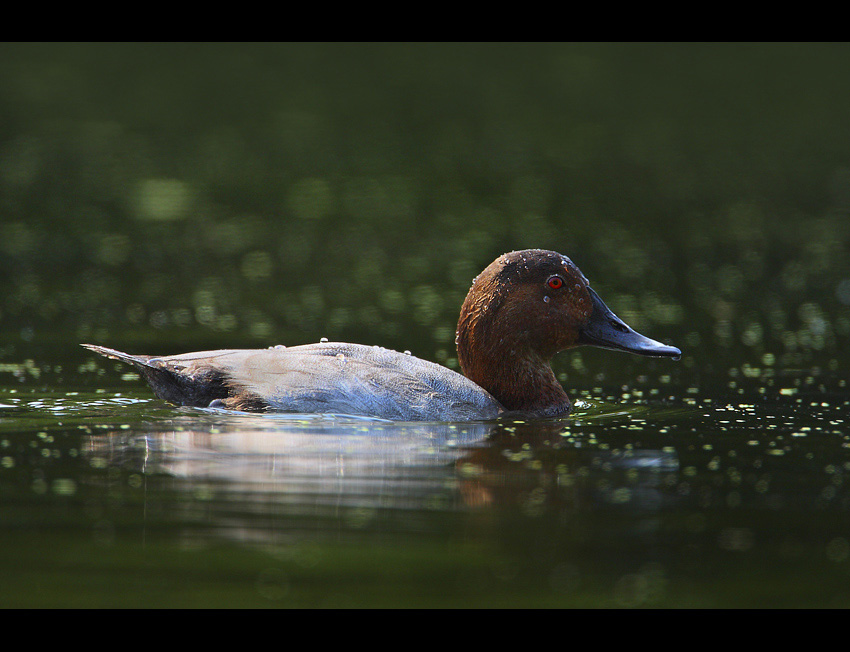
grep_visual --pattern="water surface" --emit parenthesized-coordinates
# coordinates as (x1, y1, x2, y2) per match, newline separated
(3, 362, 849, 608)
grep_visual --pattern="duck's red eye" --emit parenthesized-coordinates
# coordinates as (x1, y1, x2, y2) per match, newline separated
(547, 275, 564, 290)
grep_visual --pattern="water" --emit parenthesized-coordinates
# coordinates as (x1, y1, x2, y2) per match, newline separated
(2, 361, 849, 608)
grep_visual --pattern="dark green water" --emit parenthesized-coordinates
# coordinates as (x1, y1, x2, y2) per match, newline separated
(3, 361, 850, 607)
(2, 43, 850, 607)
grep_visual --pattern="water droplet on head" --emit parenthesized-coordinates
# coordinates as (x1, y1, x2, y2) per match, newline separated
(320, 337, 328, 343)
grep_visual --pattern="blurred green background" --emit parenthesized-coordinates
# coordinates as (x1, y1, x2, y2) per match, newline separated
(2, 42, 849, 386)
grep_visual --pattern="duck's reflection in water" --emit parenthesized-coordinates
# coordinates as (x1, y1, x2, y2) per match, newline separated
(83, 413, 679, 544)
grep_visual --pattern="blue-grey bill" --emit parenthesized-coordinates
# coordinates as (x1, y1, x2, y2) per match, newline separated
(578, 287, 682, 360)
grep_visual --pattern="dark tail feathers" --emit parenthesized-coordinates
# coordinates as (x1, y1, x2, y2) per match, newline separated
(81, 343, 233, 407)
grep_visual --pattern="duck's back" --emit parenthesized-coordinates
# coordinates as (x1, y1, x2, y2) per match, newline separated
(84, 342, 504, 421)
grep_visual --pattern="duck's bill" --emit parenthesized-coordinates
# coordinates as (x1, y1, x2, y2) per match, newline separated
(578, 288, 682, 359)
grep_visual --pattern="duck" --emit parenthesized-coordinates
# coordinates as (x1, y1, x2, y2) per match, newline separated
(82, 249, 681, 421)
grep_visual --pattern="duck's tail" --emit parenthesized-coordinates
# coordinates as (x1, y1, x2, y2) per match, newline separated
(81, 344, 158, 369)
(81, 344, 264, 410)
(81, 343, 230, 407)
(81, 343, 180, 401)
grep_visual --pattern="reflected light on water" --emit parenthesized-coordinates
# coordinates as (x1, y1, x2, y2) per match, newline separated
(5, 378, 850, 606)
(79, 411, 679, 547)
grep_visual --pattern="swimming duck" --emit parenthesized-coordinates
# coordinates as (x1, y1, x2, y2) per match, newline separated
(82, 249, 680, 421)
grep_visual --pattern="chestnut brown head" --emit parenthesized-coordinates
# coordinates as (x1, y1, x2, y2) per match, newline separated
(456, 249, 680, 376)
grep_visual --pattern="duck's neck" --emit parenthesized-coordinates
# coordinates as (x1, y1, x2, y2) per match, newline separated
(456, 316, 571, 417)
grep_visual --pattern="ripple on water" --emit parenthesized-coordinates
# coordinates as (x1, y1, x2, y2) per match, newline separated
(3, 375, 850, 607)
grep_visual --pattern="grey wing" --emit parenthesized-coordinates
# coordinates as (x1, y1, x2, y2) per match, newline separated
(85, 342, 504, 421)
(223, 344, 504, 421)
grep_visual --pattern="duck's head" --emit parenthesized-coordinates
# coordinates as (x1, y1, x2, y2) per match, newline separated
(456, 249, 681, 415)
